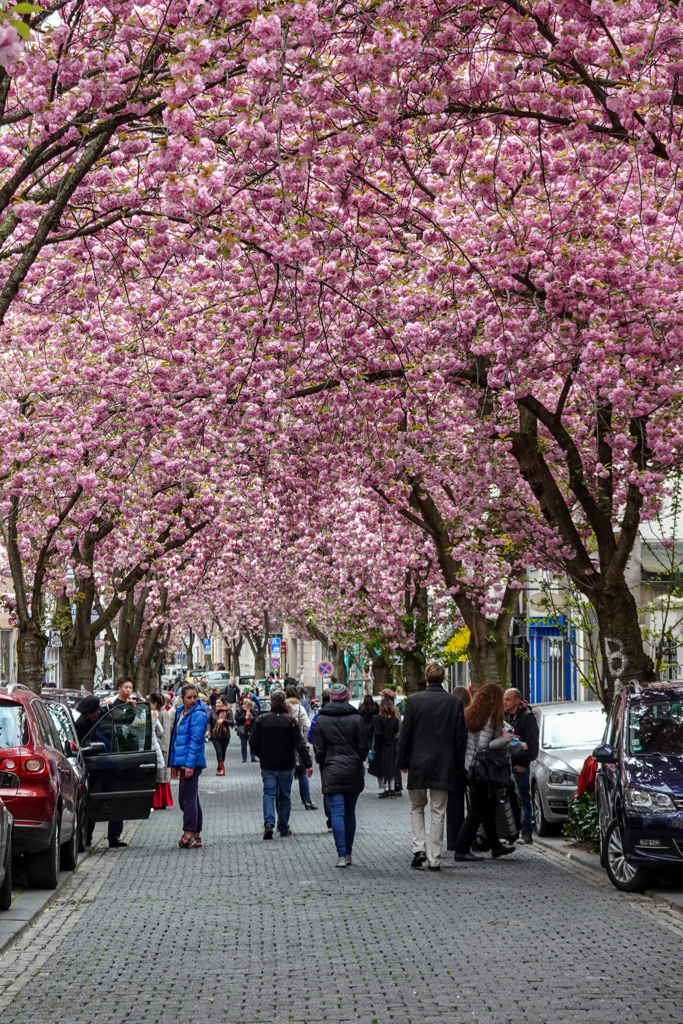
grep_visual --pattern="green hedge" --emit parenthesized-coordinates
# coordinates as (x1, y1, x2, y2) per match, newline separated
(562, 791, 599, 849)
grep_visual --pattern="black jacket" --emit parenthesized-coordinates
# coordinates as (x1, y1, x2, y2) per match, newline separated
(506, 704, 539, 768)
(396, 684, 467, 790)
(208, 707, 234, 740)
(312, 702, 369, 794)
(358, 702, 379, 745)
(224, 684, 241, 703)
(368, 714, 399, 781)
(249, 707, 312, 772)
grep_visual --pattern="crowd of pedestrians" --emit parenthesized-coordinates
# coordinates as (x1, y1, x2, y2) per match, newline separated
(75, 663, 539, 868)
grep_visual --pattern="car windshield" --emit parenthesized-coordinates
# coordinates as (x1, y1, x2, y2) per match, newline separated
(542, 709, 605, 749)
(0, 702, 28, 748)
(629, 700, 683, 755)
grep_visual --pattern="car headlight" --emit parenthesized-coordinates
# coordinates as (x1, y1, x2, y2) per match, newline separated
(547, 770, 578, 786)
(625, 787, 676, 813)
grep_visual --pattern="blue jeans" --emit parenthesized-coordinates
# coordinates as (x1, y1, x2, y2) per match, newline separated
(241, 735, 257, 761)
(261, 769, 294, 834)
(513, 766, 533, 833)
(328, 792, 358, 857)
(298, 770, 311, 804)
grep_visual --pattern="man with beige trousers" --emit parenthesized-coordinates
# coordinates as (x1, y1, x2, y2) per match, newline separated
(397, 662, 467, 871)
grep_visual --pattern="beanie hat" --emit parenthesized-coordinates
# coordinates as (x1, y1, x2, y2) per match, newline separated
(329, 683, 350, 702)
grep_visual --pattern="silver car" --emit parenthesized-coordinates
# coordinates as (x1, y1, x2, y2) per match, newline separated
(530, 702, 606, 835)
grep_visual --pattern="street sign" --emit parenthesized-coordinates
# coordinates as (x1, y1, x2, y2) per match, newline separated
(317, 660, 333, 676)
(270, 637, 281, 656)
(272, 657, 280, 670)
(203, 638, 211, 653)
(50, 635, 62, 648)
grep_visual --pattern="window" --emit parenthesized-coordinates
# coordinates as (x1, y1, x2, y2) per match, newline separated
(0, 702, 27, 749)
(541, 708, 605, 750)
(32, 701, 61, 749)
(81, 703, 151, 754)
(46, 703, 75, 756)
(629, 701, 683, 755)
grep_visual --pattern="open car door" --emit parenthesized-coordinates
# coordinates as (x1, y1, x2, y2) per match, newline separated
(82, 703, 156, 823)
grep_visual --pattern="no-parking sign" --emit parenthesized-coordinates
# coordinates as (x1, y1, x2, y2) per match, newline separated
(272, 657, 280, 670)
(317, 660, 333, 676)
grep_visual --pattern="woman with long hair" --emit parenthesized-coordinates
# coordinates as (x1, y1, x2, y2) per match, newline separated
(454, 682, 515, 861)
(368, 697, 400, 797)
(453, 686, 471, 708)
(235, 697, 258, 762)
(358, 693, 379, 747)
(207, 696, 234, 776)
(285, 683, 317, 810)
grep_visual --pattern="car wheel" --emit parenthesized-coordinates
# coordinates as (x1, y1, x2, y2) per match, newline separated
(27, 818, 61, 889)
(60, 811, 79, 871)
(0, 831, 12, 911)
(604, 820, 648, 892)
(532, 783, 554, 837)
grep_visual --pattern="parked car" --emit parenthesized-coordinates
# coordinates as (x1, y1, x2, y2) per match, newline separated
(205, 671, 231, 686)
(530, 702, 606, 835)
(594, 681, 683, 892)
(0, 684, 155, 889)
(0, 796, 13, 911)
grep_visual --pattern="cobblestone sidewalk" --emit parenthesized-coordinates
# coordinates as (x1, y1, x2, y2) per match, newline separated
(1, 741, 683, 1024)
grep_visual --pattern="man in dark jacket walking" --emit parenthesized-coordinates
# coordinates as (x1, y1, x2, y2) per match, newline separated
(312, 683, 369, 868)
(504, 688, 539, 844)
(397, 662, 467, 871)
(249, 689, 312, 839)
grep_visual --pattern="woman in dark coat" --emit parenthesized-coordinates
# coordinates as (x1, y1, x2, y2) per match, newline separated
(207, 697, 234, 775)
(358, 693, 378, 747)
(368, 698, 400, 797)
(312, 683, 370, 868)
(234, 698, 258, 762)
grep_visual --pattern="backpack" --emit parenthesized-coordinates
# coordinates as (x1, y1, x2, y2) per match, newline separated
(467, 748, 512, 791)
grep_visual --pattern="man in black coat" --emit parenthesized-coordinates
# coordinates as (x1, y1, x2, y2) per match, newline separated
(312, 683, 370, 868)
(249, 689, 312, 840)
(504, 688, 539, 844)
(397, 662, 467, 871)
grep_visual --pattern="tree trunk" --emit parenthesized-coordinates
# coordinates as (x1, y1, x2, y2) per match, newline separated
(61, 631, 97, 691)
(114, 591, 135, 683)
(254, 649, 266, 678)
(102, 642, 112, 681)
(232, 635, 242, 677)
(367, 648, 391, 694)
(593, 581, 655, 708)
(17, 621, 47, 693)
(186, 629, 194, 671)
(135, 624, 163, 696)
(467, 611, 510, 692)
(403, 652, 425, 694)
(331, 644, 347, 687)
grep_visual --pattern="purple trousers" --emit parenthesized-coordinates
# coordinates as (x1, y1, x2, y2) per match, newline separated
(178, 767, 203, 833)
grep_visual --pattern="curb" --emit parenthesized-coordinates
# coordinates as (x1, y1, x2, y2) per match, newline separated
(0, 825, 108, 955)
(534, 834, 683, 916)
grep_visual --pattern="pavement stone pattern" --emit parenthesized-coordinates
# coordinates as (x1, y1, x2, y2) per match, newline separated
(1, 740, 683, 1024)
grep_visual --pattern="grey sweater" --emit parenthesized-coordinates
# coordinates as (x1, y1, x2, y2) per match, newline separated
(465, 720, 508, 770)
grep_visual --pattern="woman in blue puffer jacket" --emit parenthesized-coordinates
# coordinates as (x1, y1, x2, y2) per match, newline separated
(169, 684, 208, 849)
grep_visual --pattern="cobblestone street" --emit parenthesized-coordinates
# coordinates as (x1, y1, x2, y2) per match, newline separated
(2, 742, 683, 1024)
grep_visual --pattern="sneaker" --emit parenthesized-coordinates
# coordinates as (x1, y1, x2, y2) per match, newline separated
(279, 828, 293, 837)
(304, 802, 318, 810)
(335, 856, 347, 868)
(427, 864, 441, 872)
(411, 851, 427, 869)
(263, 826, 274, 840)
(186, 837, 202, 848)
(345, 855, 353, 866)
(520, 831, 533, 845)
(178, 837, 191, 849)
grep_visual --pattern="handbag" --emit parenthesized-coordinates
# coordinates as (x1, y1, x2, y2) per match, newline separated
(367, 735, 376, 763)
(235, 724, 246, 738)
(467, 748, 512, 790)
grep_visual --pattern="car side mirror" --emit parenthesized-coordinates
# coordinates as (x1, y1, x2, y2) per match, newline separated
(81, 741, 106, 757)
(593, 743, 616, 764)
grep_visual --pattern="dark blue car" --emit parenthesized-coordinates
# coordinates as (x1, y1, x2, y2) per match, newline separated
(594, 682, 683, 891)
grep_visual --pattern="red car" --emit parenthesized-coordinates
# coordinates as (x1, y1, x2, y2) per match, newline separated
(0, 684, 155, 888)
